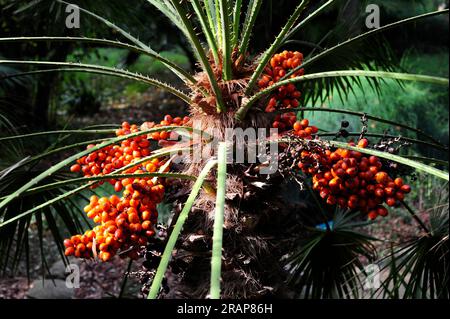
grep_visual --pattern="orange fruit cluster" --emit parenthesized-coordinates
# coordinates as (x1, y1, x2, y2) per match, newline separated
(272, 113, 318, 139)
(69, 122, 152, 187)
(64, 185, 161, 261)
(292, 118, 318, 139)
(65, 158, 167, 261)
(143, 115, 191, 141)
(297, 138, 411, 220)
(258, 50, 304, 115)
(65, 118, 180, 262)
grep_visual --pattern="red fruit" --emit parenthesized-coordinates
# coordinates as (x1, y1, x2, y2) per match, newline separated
(293, 121, 302, 131)
(369, 156, 378, 165)
(319, 189, 330, 199)
(357, 139, 369, 148)
(64, 239, 73, 248)
(368, 211, 378, 220)
(114, 181, 123, 192)
(375, 172, 389, 184)
(384, 187, 394, 196)
(300, 119, 309, 127)
(70, 164, 81, 173)
(395, 192, 405, 201)
(100, 251, 112, 262)
(377, 206, 389, 217)
(374, 188, 385, 197)
(400, 184, 411, 193)
(386, 197, 396, 207)
(394, 177, 404, 187)
(142, 220, 152, 230)
(346, 167, 357, 176)
(65, 247, 76, 257)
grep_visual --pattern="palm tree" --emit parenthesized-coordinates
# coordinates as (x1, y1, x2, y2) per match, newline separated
(0, 0, 448, 299)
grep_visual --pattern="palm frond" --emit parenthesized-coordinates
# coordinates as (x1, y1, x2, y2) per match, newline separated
(167, 0, 226, 112)
(0, 60, 191, 103)
(376, 204, 449, 298)
(0, 36, 196, 84)
(191, 0, 220, 64)
(238, 0, 262, 56)
(210, 142, 227, 299)
(245, 0, 309, 94)
(219, 0, 232, 80)
(231, 0, 243, 47)
(237, 70, 449, 120)
(148, 158, 219, 299)
(285, 211, 378, 298)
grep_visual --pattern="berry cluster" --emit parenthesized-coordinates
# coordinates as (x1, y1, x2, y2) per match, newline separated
(64, 178, 162, 261)
(143, 115, 190, 141)
(258, 50, 304, 115)
(70, 122, 152, 187)
(272, 113, 318, 140)
(297, 139, 411, 220)
(64, 118, 180, 262)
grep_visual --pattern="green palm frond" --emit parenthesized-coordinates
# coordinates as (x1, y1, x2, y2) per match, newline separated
(0, 166, 89, 277)
(148, 158, 218, 299)
(210, 142, 227, 299)
(285, 211, 378, 298)
(376, 204, 449, 299)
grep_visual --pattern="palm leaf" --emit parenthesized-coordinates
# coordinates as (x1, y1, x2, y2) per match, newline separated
(0, 60, 191, 102)
(238, 0, 262, 56)
(148, 158, 218, 299)
(0, 36, 196, 84)
(237, 70, 449, 119)
(210, 142, 227, 299)
(376, 205, 449, 299)
(191, 0, 220, 64)
(285, 211, 378, 298)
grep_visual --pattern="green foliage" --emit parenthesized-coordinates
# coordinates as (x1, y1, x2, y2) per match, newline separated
(286, 212, 378, 298)
(305, 51, 449, 159)
(148, 159, 218, 299)
(377, 204, 449, 298)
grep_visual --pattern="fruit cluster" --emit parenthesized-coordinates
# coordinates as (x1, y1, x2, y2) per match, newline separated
(64, 178, 162, 261)
(272, 113, 318, 140)
(143, 115, 191, 141)
(70, 122, 152, 187)
(258, 50, 304, 115)
(297, 138, 411, 220)
(64, 118, 180, 262)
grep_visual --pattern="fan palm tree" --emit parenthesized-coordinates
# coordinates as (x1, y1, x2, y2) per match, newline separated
(0, 0, 448, 299)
